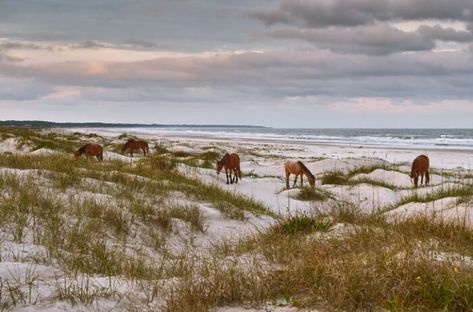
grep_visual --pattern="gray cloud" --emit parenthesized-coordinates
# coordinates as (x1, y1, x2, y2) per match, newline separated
(417, 25, 473, 42)
(2, 49, 473, 101)
(270, 24, 434, 55)
(250, 0, 473, 28)
(1, 0, 473, 126)
(250, 1, 473, 54)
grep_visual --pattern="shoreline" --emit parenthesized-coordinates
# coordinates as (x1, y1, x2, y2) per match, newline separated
(73, 127, 473, 154)
(67, 127, 473, 170)
(70, 128, 473, 155)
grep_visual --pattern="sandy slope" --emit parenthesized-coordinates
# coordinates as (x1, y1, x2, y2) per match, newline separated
(1, 130, 473, 311)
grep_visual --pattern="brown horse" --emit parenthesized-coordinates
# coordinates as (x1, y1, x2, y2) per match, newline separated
(216, 153, 241, 184)
(122, 139, 149, 157)
(74, 143, 103, 161)
(411, 154, 430, 187)
(284, 160, 315, 189)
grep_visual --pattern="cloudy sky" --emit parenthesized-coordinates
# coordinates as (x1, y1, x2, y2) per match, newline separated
(1, 0, 473, 127)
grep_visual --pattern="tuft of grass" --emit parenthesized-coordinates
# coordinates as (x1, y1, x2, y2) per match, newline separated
(54, 277, 120, 306)
(321, 166, 399, 190)
(385, 184, 473, 212)
(214, 201, 246, 220)
(292, 187, 333, 201)
(271, 214, 332, 236)
(237, 210, 473, 311)
(172, 151, 192, 158)
(168, 204, 205, 232)
(321, 170, 348, 185)
(154, 144, 170, 155)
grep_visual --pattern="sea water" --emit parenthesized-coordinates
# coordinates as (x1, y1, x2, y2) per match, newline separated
(103, 127, 473, 150)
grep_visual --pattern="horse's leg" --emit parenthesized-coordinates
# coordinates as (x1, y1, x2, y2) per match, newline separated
(285, 171, 290, 189)
(420, 174, 424, 185)
(426, 171, 430, 185)
(414, 175, 419, 188)
(301, 174, 304, 188)
(229, 169, 234, 184)
(293, 174, 298, 188)
(233, 169, 238, 183)
(225, 168, 229, 184)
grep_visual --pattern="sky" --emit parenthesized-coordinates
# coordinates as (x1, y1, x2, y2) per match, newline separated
(1, 0, 473, 128)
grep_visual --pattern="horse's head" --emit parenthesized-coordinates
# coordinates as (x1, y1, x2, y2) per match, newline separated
(216, 161, 223, 174)
(74, 149, 82, 158)
(309, 176, 316, 188)
(410, 172, 418, 187)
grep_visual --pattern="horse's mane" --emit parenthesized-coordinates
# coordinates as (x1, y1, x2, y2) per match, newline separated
(219, 153, 230, 163)
(78, 144, 88, 153)
(297, 161, 315, 180)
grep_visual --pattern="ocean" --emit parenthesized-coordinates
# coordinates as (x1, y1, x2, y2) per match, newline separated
(104, 127, 473, 150)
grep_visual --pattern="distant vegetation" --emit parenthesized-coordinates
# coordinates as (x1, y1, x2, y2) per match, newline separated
(0, 120, 267, 128)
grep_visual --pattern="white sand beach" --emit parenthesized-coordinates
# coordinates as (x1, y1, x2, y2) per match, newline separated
(1, 127, 473, 311)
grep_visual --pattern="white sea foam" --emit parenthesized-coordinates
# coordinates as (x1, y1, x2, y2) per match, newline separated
(83, 127, 473, 151)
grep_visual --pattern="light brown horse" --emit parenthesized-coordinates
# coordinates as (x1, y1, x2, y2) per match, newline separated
(122, 139, 149, 157)
(411, 154, 430, 187)
(74, 143, 103, 161)
(284, 160, 315, 189)
(216, 153, 241, 184)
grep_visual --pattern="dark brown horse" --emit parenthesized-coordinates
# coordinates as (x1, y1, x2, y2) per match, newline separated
(411, 154, 430, 187)
(122, 139, 149, 157)
(74, 144, 103, 161)
(216, 153, 241, 184)
(284, 160, 315, 188)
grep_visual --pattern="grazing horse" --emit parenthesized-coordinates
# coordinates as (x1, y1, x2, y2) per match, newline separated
(216, 153, 241, 184)
(122, 139, 149, 157)
(74, 144, 103, 161)
(411, 154, 430, 187)
(284, 160, 315, 189)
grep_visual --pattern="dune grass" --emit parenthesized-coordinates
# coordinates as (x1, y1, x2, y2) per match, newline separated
(291, 187, 333, 201)
(321, 165, 400, 190)
(384, 184, 473, 212)
(160, 207, 473, 311)
(2, 128, 473, 311)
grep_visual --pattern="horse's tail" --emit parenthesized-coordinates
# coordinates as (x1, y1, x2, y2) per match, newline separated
(297, 161, 315, 181)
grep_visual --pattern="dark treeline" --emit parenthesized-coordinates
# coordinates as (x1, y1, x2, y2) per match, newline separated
(0, 120, 266, 128)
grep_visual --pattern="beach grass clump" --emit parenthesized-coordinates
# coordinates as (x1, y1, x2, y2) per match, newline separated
(347, 163, 398, 177)
(53, 276, 121, 306)
(321, 166, 399, 190)
(215, 210, 473, 311)
(213, 201, 246, 220)
(386, 184, 473, 212)
(168, 204, 205, 232)
(270, 214, 332, 236)
(321, 170, 349, 185)
(180, 181, 270, 216)
(292, 187, 333, 201)
(154, 144, 170, 155)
